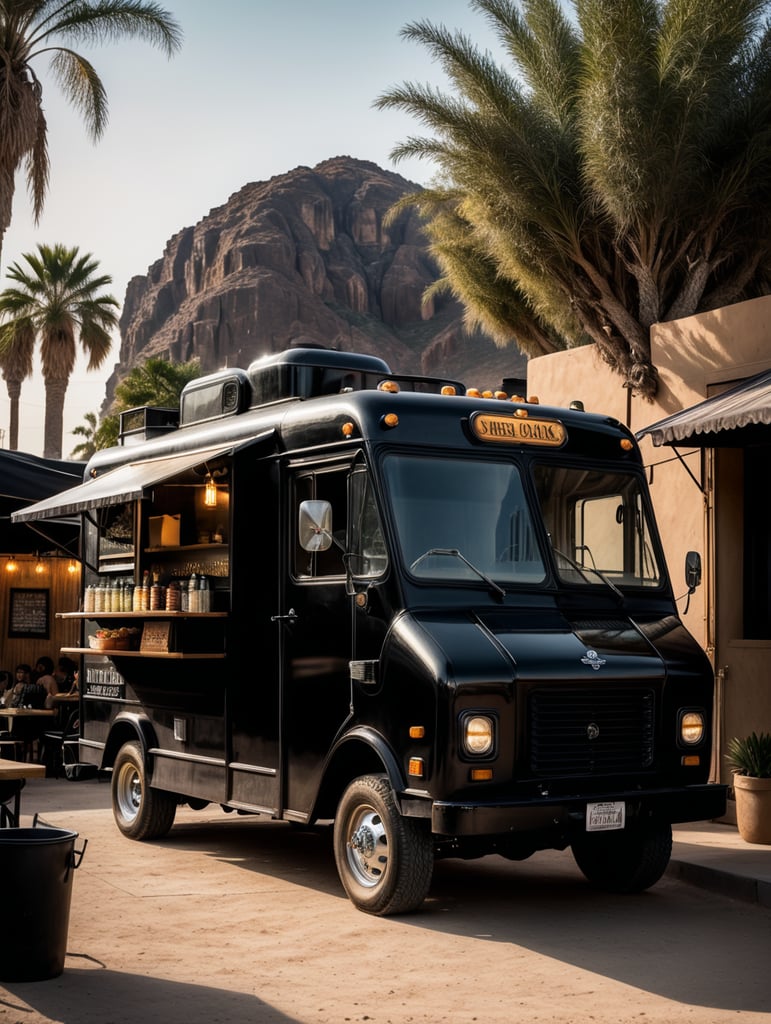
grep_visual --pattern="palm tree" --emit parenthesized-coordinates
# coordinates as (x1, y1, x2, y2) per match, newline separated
(0, 243, 118, 457)
(113, 355, 201, 410)
(70, 409, 98, 459)
(0, 1, 181, 268)
(0, 317, 33, 449)
(376, 0, 771, 398)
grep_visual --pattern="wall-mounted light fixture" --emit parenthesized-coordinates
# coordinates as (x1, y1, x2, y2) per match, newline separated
(5, 557, 17, 573)
(204, 472, 218, 508)
(34, 557, 45, 574)
(67, 559, 78, 574)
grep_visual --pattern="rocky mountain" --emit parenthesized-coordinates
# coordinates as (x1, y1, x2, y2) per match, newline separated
(108, 156, 527, 408)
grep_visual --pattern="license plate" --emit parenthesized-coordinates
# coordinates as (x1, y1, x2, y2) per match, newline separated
(586, 801, 626, 832)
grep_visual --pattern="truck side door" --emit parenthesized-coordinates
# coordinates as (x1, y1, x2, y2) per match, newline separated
(281, 460, 353, 817)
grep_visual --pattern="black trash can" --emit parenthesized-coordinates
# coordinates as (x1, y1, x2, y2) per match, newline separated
(0, 826, 87, 981)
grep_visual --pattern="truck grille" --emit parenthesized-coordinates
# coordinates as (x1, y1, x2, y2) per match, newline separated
(528, 687, 655, 776)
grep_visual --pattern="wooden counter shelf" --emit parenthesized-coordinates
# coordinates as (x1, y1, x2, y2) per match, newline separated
(57, 611, 227, 619)
(60, 647, 225, 660)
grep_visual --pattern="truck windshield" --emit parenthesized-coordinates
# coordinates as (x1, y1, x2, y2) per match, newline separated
(383, 454, 546, 585)
(532, 463, 663, 589)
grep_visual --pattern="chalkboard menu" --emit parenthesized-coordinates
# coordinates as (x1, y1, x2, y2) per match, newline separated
(8, 588, 49, 638)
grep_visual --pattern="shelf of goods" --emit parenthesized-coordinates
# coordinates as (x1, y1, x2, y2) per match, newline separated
(57, 611, 227, 659)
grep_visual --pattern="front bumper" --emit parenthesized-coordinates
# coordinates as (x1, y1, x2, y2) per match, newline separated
(431, 783, 727, 836)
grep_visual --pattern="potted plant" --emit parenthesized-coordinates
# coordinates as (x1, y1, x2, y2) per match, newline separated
(725, 732, 771, 844)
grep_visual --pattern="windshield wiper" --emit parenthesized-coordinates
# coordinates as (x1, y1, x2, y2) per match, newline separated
(410, 547, 506, 602)
(552, 546, 624, 605)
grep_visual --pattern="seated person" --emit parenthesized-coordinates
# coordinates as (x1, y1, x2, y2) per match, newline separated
(33, 657, 58, 709)
(6, 664, 46, 709)
(55, 656, 77, 694)
(0, 670, 12, 704)
(5, 664, 31, 707)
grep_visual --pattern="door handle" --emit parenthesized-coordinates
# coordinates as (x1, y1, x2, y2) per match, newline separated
(271, 608, 298, 623)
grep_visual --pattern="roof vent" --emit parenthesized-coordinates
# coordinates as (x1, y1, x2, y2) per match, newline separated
(180, 369, 251, 426)
(247, 348, 391, 406)
(119, 406, 179, 446)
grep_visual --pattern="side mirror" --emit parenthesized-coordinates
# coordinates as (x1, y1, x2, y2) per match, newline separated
(685, 551, 701, 592)
(299, 500, 332, 552)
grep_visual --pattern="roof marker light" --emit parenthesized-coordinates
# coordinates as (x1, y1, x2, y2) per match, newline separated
(441, 385, 457, 396)
(528, 395, 540, 404)
(494, 391, 508, 400)
(466, 388, 482, 398)
(515, 408, 529, 418)
(381, 413, 399, 429)
(378, 379, 400, 393)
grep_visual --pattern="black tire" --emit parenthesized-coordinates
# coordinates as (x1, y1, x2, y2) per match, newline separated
(572, 821, 673, 893)
(111, 740, 177, 840)
(333, 774, 433, 916)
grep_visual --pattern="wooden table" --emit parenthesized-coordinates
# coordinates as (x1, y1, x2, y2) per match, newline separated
(0, 757, 45, 826)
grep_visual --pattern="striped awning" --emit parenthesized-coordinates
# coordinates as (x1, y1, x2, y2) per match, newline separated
(637, 368, 771, 447)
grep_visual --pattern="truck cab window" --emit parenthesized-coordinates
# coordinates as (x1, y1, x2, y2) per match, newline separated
(383, 454, 545, 585)
(293, 468, 348, 579)
(532, 464, 662, 588)
(348, 468, 388, 578)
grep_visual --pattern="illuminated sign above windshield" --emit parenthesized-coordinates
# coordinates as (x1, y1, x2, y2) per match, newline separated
(471, 413, 566, 447)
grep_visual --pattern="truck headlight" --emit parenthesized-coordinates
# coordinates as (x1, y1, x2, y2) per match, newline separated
(679, 709, 705, 745)
(461, 714, 495, 757)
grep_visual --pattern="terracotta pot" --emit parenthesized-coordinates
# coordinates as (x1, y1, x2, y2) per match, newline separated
(733, 774, 771, 845)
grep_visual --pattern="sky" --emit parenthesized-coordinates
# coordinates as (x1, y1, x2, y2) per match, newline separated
(1, 0, 504, 458)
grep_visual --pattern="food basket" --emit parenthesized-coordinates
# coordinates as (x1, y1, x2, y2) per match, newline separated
(88, 635, 131, 651)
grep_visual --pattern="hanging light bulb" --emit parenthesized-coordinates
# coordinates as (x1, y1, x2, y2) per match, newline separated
(5, 557, 17, 573)
(204, 472, 218, 508)
(67, 559, 78, 574)
(34, 557, 45, 574)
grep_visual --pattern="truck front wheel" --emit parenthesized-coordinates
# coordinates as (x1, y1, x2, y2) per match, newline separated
(333, 774, 433, 915)
(571, 821, 673, 893)
(112, 741, 177, 840)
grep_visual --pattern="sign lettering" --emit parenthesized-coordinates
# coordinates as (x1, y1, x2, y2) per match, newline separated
(471, 413, 566, 447)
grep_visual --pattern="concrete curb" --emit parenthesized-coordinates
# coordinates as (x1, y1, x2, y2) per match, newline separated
(667, 857, 771, 908)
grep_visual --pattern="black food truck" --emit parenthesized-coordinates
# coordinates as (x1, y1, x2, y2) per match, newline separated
(15, 347, 726, 915)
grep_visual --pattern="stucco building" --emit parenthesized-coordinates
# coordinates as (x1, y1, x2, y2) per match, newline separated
(528, 295, 771, 820)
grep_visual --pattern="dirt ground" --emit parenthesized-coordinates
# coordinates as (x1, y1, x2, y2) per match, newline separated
(0, 776, 769, 1024)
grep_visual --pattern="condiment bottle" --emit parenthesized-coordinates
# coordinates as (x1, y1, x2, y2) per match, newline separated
(188, 574, 199, 612)
(199, 575, 210, 612)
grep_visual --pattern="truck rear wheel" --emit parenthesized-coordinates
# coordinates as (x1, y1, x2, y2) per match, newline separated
(571, 821, 672, 893)
(112, 741, 177, 840)
(333, 774, 433, 916)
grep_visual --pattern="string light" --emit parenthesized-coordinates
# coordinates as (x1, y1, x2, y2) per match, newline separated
(34, 556, 45, 574)
(67, 560, 78, 574)
(5, 557, 17, 573)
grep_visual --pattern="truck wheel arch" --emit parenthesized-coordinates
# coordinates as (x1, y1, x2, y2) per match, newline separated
(103, 714, 157, 773)
(311, 726, 405, 822)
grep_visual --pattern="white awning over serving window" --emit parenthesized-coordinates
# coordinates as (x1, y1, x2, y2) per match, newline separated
(637, 369, 771, 448)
